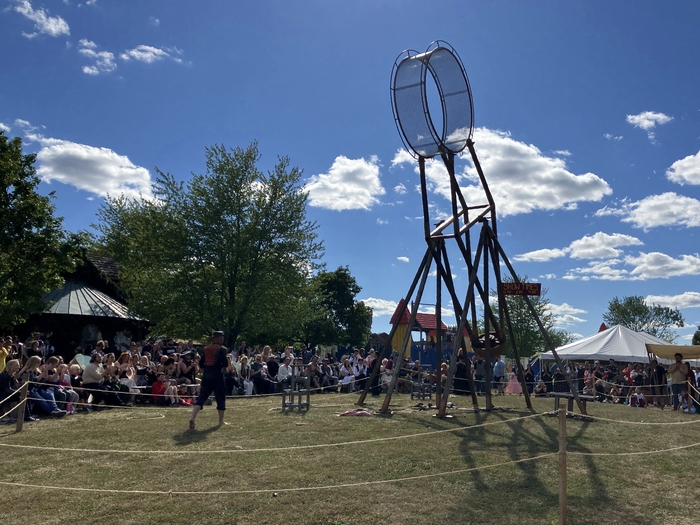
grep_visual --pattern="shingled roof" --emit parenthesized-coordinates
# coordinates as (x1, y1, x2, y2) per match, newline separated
(389, 299, 447, 332)
(44, 279, 141, 319)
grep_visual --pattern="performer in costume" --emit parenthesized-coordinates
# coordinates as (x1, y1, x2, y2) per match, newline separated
(189, 331, 229, 429)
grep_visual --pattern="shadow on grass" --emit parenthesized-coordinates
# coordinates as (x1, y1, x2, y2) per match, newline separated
(173, 424, 223, 446)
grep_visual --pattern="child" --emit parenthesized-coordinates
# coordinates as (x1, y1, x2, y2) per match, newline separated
(629, 387, 646, 408)
(152, 374, 180, 406)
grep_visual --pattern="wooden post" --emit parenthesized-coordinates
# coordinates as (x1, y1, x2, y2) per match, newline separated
(558, 405, 567, 525)
(15, 373, 30, 433)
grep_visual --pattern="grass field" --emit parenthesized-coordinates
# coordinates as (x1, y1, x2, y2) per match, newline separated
(1, 392, 698, 525)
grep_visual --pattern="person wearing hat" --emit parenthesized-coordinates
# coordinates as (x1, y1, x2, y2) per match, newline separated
(189, 331, 229, 429)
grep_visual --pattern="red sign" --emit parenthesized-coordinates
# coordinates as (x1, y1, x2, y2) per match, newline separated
(500, 282, 541, 296)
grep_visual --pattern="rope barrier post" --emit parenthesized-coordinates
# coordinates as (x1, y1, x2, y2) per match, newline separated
(558, 405, 567, 525)
(16, 373, 30, 433)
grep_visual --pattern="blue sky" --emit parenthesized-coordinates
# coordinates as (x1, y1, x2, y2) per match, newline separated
(3, 1, 700, 343)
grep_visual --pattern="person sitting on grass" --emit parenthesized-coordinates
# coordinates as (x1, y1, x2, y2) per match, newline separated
(339, 357, 356, 392)
(249, 354, 268, 395)
(629, 387, 646, 407)
(534, 379, 548, 396)
(152, 373, 180, 406)
(608, 382, 624, 404)
(320, 357, 338, 393)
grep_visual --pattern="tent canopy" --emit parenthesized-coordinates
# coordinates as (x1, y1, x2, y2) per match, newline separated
(541, 325, 671, 363)
(645, 344, 700, 360)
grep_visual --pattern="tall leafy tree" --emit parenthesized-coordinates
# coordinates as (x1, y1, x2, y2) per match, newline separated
(0, 132, 75, 330)
(492, 276, 574, 358)
(603, 295, 684, 343)
(96, 142, 323, 344)
(300, 266, 373, 349)
(692, 329, 700, 346)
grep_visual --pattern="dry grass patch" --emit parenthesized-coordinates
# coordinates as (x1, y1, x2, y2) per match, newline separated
(1, 394, 699, 524)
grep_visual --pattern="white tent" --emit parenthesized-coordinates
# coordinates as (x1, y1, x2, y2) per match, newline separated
(540, 324, 671, 364)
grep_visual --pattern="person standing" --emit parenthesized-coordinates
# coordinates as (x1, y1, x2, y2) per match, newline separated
(189, 331, 229, 429)
(668, 353, 689, 411)
(492, 357, 505, 395)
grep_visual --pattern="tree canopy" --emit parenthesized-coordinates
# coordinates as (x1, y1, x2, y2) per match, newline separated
(0, 132, 75, 330)
(603, 295, 684, 343)
(492, 276, 574, 358)
(300, 266, 373, 349)
(693, 329, 700, 346)
(96, 142, 324, 345)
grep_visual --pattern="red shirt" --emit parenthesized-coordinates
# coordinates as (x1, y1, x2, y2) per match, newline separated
(152, 381, 166, 402)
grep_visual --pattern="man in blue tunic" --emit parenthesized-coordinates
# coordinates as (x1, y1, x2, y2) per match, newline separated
(189, 331, 229, 430)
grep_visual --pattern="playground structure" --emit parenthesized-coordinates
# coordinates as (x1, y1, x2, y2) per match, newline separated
(358, 41, 584, 416)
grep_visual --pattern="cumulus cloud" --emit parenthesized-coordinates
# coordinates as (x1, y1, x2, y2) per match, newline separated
(397, 256, 409, 263)
(305, 155, 385, 211)
(455, 128, 611, 217)
(645, 292, 700, 310)
(548, 303, 587, 316)
(666, 150, 700, 186)
(19, 122, 152, 200)
(14, 0, 70, 38)
(0, 122, 10, 132)
(78, 39, 116, 75)
(120, 45, 183, 64)
(626, 252, 700, 279)
(547, 302, 587, 327)
(563, 250, 700, 282)
(360, 297, 397, 316)
(515, 232, 643, 262)
(514, 248, 568, 263)
(626, 111, 673, 141)
(602, 192, 700, 230)
(391, 149, 415, 168)
(394, 183, 407, 195)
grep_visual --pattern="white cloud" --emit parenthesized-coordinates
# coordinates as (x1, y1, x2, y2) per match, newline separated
(456, 128, 611, 217)
(14, 0, 70, 37)
(19, 123, 152, 200)
(515, 232, 643, 262)
(514, 248, 568, 263)
(553, 314, 587, 327)
(394, 183, 407, 195)
(391, 148, 415, 168)
(626, 252, 700, 279)
(149, 16, 160, 27)
(548, 303, 587, 316)
(305, 155, 385, 210)
(553, 150, 571, 157)
(645, 292, 700, 310)
(0, 122, 10, 132)
(120, 45, 183, 64)
(360, 297, 397, 317)
(567, 232, 643, 259)
(616, 192, 700, 230)
(376, 218, 388, 225)
(666, 150, 700, 186)
(604, 133, 623, 141)
(397, 256, 409, 263)
(540, 273, 557, 280)
(626, 111, 673, 141)
(78, 39, 116, 75)
(564, 259, 630, 281)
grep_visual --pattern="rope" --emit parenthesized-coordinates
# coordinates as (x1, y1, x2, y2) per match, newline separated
(0, 412, 547, 454)
(0, 452, 557, 495)
(569, 440, 700, 457)
(567, 411, 700, 426)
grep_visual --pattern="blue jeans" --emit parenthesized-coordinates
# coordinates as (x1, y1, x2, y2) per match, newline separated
(30, 388, 59, 413)
(671, 383, 685, 409)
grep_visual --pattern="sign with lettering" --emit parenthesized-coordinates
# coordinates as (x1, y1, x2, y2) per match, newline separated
(500, 282, 541, 296)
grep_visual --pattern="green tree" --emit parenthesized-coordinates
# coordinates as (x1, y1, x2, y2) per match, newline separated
(603, 295, 684, 343)
(692, 329, 700, 346)
(96, 142, 323, 344)
(492, 276, 574, 358)
(0, 131, 75, 330)
(300, 266, 373, 348)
